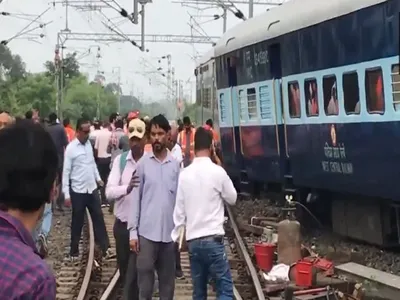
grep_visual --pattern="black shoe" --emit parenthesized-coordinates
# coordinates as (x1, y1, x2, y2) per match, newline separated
(175, 269, 185, 279)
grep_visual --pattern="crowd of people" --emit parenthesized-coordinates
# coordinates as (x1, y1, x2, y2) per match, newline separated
(0, 108, 236, 300)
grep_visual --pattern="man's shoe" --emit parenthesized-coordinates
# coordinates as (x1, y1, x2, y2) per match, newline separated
(175, 269, 185, 279)
(38, 234, 48, 258)
(104, 248, 116, 259)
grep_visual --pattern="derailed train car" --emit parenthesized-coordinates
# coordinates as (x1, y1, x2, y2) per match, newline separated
(195, 48, 219, 131)
(205, 0, 400, 246)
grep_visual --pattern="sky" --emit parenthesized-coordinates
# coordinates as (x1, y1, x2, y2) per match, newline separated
(0, 0, 286, 104)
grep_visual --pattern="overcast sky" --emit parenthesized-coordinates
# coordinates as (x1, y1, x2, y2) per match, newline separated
(1, 0, 284, 103)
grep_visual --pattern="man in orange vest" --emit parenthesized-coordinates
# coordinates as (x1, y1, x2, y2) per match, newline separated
(63, 118, 75, 142)
(178, 116, 196, 167)
(205, 119, 219, 144)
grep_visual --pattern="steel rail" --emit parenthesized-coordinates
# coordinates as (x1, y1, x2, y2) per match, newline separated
(99, 270, 120, 300)
(226, 205, 266, 300)
(76, 209, 95, 300)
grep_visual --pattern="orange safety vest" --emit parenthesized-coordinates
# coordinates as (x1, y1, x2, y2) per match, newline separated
(65, 126, 75, 142)
(179, 128, 196, 161)
(210, 128, 219, 143)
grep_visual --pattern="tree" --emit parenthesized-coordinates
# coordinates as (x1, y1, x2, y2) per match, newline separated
(119, 95, 142, 115)
(44, 52, 80, 79)
(104, 82, 122, 95)
(63, 75, 118, 121)
(0, 47, 118, 122)
(0, 44, 26, 81)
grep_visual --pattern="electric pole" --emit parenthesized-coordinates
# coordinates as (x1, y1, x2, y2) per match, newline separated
(112, 67, 122, 113)
(95, 47, 101, 119)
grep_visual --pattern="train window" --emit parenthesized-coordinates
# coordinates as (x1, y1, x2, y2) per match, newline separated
(238, 89, 247, 121)
(343, 72, 360, 115)
(365, 68, 385, 114)
(323, 75, 338, 116)
(391, 64, 400, 111)
(203, 88, 211, 108)
(288, 81, 301, 118)
(247, 88, 257, 120)
(219, 93, 226, 122)
(259, 85, 271, 119)
(304, 79, 319, 117)
(196, 88, 201, 106)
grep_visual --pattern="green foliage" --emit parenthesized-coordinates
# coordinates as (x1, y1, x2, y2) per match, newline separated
(0, 45, 118, 122)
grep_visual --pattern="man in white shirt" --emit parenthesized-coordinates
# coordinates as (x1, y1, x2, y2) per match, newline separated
(171, 126, 237, 299)
(95, 122, 112, 207)
(168, 125, 183, 165)
(63, 118, 112, 261)
(105, 118, 145, 300)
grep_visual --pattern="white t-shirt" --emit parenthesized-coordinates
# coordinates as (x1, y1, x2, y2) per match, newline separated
(171, 143, 183, 166)
(94, 129, 112, 158)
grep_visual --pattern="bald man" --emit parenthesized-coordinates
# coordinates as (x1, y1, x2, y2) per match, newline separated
(0, 111, 12, 130)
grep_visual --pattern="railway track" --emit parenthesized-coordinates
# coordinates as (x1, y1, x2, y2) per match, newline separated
(55, 209, 94, 300)
(97, 206, 266, 300)
(54, 207, 115, 300)
(52, 195, 400, 300)
(53, 205, 266, 300)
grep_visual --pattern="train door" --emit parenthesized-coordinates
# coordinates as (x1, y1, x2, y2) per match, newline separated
(227, 56, 244, 176)
(268, 43, 290, 177)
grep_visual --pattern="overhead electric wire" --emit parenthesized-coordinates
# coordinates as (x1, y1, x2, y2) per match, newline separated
(101, 20, 142, 50)
(99, 0, 130, 20)
(0, 7, 51, 45)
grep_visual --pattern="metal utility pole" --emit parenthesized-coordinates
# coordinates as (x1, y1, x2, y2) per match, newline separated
(113, 67, 121, 113)
(249, 0, 254, 18)
(133, 0, 139, 25)
(58, 33, 65, 121)
(139, 0, 146, 51)
(58, 0, 152, 51)
(96, 48, 101, 119)
(222, 8, 227, 33)
(55, 46, 60, 116)
(166, 55, 172, 104)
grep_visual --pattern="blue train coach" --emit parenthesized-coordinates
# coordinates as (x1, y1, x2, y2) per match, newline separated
(213, 0, 400, 246)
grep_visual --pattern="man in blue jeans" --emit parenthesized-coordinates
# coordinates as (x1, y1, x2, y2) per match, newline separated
(33, 202, 53, 257)
(172, 126, 237, 299)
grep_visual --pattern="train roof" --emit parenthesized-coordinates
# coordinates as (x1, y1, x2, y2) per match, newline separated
(214, 0, 386, 57)
(196, 48, 215, 67)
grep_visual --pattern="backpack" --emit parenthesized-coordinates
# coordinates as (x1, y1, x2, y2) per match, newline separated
(119, 151, 129, 175)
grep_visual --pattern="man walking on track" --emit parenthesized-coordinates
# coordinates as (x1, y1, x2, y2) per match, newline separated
(128, 114, 180, 300)
(94, 122, 112, 207)
(47, 112, 68, 212)
(106, 118, 146, 300)
(63, 117, 113, 261)
(172, 126, 237, 300)
(0, 120, 58, 298)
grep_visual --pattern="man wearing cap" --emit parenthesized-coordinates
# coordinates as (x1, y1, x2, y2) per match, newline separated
(106, 118, 146, 300)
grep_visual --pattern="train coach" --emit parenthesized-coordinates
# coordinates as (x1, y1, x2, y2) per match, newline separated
(205, 0, 400, 246)
(195, 48, 219, 130)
